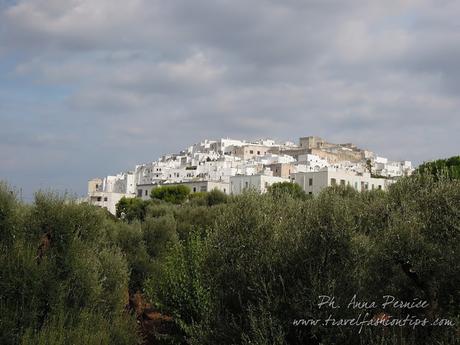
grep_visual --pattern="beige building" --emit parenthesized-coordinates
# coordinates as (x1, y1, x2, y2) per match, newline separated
(293, 167, 392, 195)
(299, 136, 336, 150)
(264, 163, 295, 178)
(231, 144, 279, 160)
(88, 178, 103, 193)
(282, 136, 373, 163)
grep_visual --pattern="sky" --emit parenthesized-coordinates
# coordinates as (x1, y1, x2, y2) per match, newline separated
(0, 0, 459, 201)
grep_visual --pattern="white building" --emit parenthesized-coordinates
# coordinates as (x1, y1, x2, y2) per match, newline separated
(136, 180, 230, 201)
(88, 191, 135, 215)
(373, 159, 413, 177)
(85, 136, 412, 214)
(293, 167, 393, 195)
(230, 174, 290, 195)
(86, 176, 135, 214)
(297, 154, 330, 171)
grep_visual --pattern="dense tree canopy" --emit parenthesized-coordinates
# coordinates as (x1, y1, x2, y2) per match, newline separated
(151, 185, 191, 204)
(267, 181, 308, 199)
(1, 161, 459, 345)
(416, 156, 460, 180)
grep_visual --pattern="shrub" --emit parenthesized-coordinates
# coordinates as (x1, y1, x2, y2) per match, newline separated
(267, 181, 307, 199)
(116, 197, 148, 222)
(151, 185, 191, 204)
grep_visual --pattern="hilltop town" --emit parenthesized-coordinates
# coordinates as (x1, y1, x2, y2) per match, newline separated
(86, 136, 413, 214)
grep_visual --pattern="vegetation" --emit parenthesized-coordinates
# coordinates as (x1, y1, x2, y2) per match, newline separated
(0, 184, 139, 345)
(416, 156, 460, 180)
(151, 185, 191, 204)
(116, 197, 148, 222)
(1, 159, 459, 344)
(267, 181, 307, 199)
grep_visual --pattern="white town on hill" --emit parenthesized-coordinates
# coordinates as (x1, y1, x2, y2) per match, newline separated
(84, 136, 413, 215)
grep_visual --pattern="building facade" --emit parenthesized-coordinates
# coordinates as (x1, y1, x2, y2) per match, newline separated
(136, 180, 230, 201)
(293, 167, 392, 195)
(84, 136, 412, 215)
(230, 175, 290, 194)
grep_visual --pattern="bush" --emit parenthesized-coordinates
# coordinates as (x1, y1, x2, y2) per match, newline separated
(0, 187, 141, 345)
(151, 185, 191, 204)
(147, 178, 460, 345)
(205, 189, 228, 206)
(416, 156, 460, 180)
(142, 215, 178, 258)
(116, 197, 148, 222)
(267, 181, 307, 199)
(3, 163, 460, 345)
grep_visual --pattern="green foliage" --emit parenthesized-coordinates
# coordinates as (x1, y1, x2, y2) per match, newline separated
(151, 185, 191, 204)
(116, 197, 147, 222)
(108, 221, 154, 292)
(0, 187, 140, 345)
(145, 177, 460, 345)
(205, 188, 228, 206)
(145, 230, 210, 339)
(2, 158, 460, 345)
(20, 309, 139, 345)
(267, 181, 307, 199)
(188, 189, 228, 207)
(189, 188, 229, 206)
(142, 215, 178, 258)
(366, 158, 373, 173)
(0, 182, 22, 246)
(416, 156, 460, 180)
(188, 192, 208, 206)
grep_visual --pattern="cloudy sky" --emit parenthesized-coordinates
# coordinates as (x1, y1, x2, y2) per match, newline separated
(0, 0, 459, 200)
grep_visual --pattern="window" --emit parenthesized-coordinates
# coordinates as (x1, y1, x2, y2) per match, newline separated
(104, 197, 108, 202)
(137, 189, 143, 197)
(309, 192, 313, 195)
(245, 181, 249, 188)
(331, 178, 337, 186)
(95, 184, 99, 189)
(249, 150, 254, 154)
(200, 186, 207, 192)
(378, 185, 382, 190)
(309, 178, 313, 186)
(355, 182, 358, 189)
(97, 197, 102, 202)
(340, 179, 345, 186)
(145, 190, 148, 196)
(224, 188, 226, 193)
(193, 187, 196, 192)
(257, 151, 260, 155)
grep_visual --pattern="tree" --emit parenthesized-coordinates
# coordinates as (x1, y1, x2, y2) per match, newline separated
(267, 181, 307, 199)
(115, 197, 147, 222)
(205, 188, 228, 206)
(415, 156, 460, 180)
(151, 185, 191, 204)
(0, 188, 140, 345)
(366, 159, 373, 174)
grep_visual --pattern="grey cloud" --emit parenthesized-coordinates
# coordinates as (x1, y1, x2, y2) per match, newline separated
(1, 0, 459, 199)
